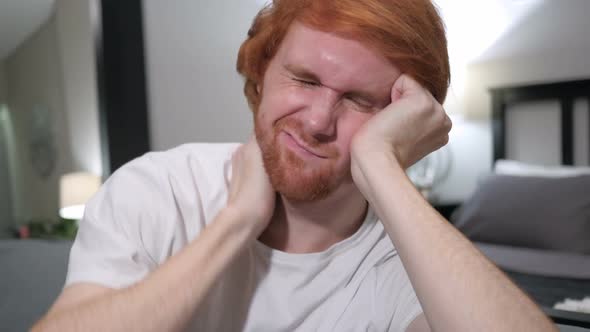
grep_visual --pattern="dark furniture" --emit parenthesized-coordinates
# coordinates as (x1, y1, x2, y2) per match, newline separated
(95, 0, 151, 177)
(432, 202, 461, 220)
(485, 79, 590, 328)
(489, 79, 590, 166)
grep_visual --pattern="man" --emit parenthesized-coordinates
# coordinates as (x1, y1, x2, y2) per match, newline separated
(34, 0, 557, 331)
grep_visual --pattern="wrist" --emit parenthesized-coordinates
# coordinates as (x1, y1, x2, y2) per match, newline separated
(351, 141, 405, 203)
(351, 138, 400, 170)
(219, 205, 268, 241)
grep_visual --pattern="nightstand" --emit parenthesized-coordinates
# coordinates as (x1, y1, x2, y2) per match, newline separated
(432, 202, 461, 221)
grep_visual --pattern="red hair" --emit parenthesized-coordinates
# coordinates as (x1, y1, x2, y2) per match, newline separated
(237, 0, 450, 110)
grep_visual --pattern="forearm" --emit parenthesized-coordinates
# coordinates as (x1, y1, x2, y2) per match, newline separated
(33, 207, 256, 332)
(353, 150, 557, 332)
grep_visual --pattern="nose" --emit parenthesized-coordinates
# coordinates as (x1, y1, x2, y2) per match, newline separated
(303, 89, 338, 139)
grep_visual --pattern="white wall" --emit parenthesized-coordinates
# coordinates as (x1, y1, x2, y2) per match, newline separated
(142, 0, 263, 151)
(1, 0, 100, 226)
(55, 0, 101, 176)
(463, 47, 590, 120)
(0, 62, 14, 232)
(5, 13, 72, 222)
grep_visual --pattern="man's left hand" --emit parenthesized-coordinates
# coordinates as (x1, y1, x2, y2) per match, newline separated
(350, 74, 451, 193)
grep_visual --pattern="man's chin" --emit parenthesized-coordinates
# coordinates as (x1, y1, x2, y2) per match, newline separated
(266, 164, 335, 202)
(256, 127, 341, 202)
(274, 180, 332, 202)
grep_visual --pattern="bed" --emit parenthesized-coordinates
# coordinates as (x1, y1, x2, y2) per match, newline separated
(0, 239, 73, 331)
(450, 79, 590, 328)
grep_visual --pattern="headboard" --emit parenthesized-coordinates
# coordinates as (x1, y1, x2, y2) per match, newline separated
(489, 79, 590, 166)
(487, 79, 590, 328)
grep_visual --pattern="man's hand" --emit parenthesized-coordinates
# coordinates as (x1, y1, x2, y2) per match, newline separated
(347, 76, 557, 332)
(33, 137, 278, 332)
(351, 74, 451, 171)
(226, 136, 276, 237)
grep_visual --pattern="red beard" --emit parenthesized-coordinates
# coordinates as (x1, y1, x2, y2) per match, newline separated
(254, 116, 347, 202)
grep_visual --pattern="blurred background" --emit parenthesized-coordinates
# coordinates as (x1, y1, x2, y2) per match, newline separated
(1, 0, 589, 330)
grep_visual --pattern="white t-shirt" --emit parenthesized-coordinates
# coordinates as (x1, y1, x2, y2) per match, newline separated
(66, 143, 423, 331)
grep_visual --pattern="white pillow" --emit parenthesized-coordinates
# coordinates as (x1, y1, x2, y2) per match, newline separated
(494, 159, 590, 177)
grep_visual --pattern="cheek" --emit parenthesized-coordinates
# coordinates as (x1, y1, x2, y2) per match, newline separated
(259, 87, 310, 126)
(337, 111, 373, 151)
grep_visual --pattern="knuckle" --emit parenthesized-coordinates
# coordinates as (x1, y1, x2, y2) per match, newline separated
(415, 96, 433, 115)
(435, 109, 445, 122)
(446, 118, 453, 132)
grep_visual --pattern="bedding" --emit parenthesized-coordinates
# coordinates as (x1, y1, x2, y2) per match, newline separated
(475, 242, 590, 311)
(475, 242, 590, 279)
(495, 159, 590, 177)
(452, 174, 590, 254)
(0, 239, 72, 331)
(453, 170, 590, 323)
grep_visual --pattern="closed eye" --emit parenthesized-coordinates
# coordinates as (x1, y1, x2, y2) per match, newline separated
(293, 78, 320, 87)
(349, 97, 372, 108)
(344, 94, 375, 111)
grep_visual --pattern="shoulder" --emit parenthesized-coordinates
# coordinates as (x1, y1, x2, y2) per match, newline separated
(135, 142, 240, 175)
(106, 142, 240, 197)
(84, 143, 241, 259)
(96, 143, 239, 208)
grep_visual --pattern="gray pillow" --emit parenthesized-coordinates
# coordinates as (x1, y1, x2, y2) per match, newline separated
(0, 239, 73, 331)
(452, 174, 590, 254)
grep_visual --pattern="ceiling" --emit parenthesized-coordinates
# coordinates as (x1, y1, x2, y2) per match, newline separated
(479, 0, 590, 61)
(0, 0, 55, 61)
(435, 0, 590, 63)
(1, 0, 588, 66)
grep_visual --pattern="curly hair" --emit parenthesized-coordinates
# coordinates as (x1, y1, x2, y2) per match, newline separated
(236, 0, 450, 111)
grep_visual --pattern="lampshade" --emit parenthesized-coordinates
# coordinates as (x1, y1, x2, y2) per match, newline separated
(59, 172, 101, 220)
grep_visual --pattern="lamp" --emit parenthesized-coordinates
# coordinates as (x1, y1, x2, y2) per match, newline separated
(59, 172, 101, 220)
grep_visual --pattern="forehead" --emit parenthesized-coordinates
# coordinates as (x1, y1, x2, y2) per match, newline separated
(274, 22, 400, 94)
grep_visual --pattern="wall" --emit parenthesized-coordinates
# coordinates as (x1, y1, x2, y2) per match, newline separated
(0, 60, 6, 101)
(143, 0, 262, 150)
(54, 0, 101, 176)
(0, 61, 14, 233)
(2, 0, 100, 227)
(5, 14, 72, 223)
(463, 47, 590, 120)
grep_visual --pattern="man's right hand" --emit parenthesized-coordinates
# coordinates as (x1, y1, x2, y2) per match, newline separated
(34, 137, 278, 332)
(226, 136, 276, 237)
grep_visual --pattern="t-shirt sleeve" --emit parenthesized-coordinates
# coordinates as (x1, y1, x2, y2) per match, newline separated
(65, 154, 177, 289)
(374, 254, 424, 332)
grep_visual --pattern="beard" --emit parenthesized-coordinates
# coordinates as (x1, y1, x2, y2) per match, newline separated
(254, 116, 349, 202)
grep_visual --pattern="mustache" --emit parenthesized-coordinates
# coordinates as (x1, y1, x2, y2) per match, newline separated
(274, 118, 339, 157)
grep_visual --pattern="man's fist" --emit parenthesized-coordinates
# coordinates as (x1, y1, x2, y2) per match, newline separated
(351, 74, 451, 170)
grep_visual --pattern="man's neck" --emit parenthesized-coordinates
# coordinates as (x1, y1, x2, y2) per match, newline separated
(258, 184, 368, 254)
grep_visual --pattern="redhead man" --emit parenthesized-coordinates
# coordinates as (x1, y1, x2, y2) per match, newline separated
(34, 0, 557, 331)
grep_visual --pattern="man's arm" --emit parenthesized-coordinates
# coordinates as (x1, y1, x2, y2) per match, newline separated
(406, 314, 431, 332)
(33, 139, 275, 332)
(351, 75, 557, 332)
(32, 207, 256, 332)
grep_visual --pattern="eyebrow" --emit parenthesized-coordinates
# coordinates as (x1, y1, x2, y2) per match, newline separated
(283, 64, 386, 105)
